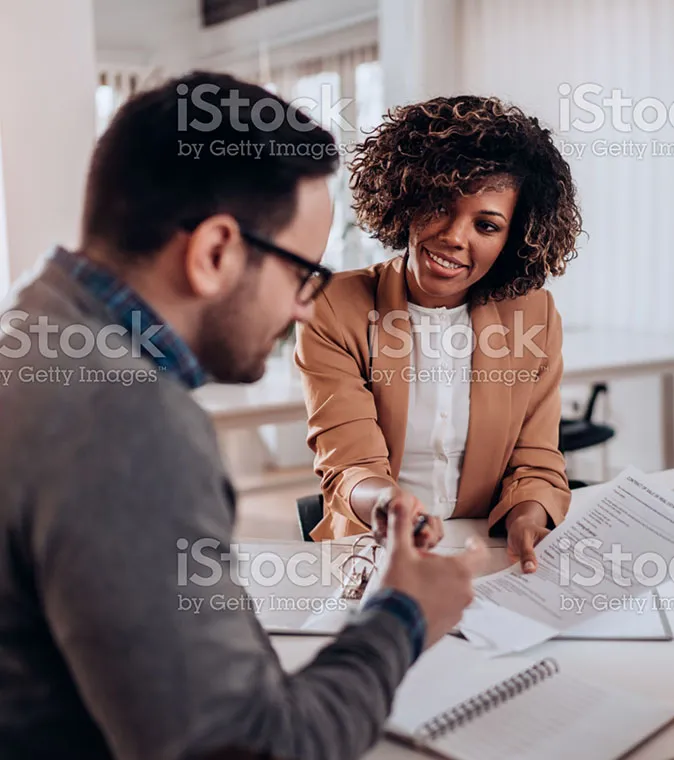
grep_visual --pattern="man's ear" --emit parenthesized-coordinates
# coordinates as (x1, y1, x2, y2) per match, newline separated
(184, 215, 247, 298)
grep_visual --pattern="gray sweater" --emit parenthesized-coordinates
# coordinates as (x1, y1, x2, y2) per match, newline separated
(0, 257, 414, 760)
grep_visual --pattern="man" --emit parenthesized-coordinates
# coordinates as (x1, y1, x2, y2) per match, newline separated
(0, 72, 484, 760)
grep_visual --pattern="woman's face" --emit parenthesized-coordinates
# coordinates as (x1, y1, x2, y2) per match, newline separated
(407, 183, 519, 308)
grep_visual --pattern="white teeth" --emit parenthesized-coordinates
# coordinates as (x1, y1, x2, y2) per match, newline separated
(426, 250, 463, 270)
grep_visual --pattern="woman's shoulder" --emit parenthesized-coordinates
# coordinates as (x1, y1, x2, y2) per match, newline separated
(299, 259, 401, 356)
(318, 256, 401, 316)
(490, 287, 557, 323)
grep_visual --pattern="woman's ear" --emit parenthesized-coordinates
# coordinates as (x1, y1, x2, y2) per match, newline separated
(183, 215, 247, 299)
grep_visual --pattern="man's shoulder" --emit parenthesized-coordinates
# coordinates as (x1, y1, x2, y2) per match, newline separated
(0, 351, 207, 443)
(0, 258, 197, 418)
(0, 300, 211, 456)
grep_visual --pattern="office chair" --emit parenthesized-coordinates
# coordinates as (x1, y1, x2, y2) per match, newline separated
(296, 493, 324, 541)
(560, 383, 615, 483)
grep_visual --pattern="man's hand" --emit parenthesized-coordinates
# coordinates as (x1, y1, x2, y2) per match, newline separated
(371, 487, 443, 550)
(381, 499, 487, 649)
(506, 501, 550, 573)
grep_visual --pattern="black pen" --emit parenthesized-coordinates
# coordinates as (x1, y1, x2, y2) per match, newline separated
(372, 491, 430, 541)
(413, 513, 429, 537)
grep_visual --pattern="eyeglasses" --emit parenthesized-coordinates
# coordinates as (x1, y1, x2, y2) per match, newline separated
(239, 228, 333, 305)
(180, 218, 333, 305)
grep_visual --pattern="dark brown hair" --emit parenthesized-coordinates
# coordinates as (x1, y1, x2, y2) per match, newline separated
(83, 71, 338, 260)
(350, 95, 582, 302)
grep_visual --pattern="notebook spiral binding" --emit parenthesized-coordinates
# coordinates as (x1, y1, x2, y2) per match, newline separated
(417, 658, 560, 742)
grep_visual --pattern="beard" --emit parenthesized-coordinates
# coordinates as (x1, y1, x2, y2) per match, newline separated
(196, 269, 293, 385)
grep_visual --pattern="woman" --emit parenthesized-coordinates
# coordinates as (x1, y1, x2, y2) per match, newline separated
(295, 95, 582, 572)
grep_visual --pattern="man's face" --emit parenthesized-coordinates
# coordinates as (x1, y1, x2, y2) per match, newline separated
(199, 177, 332, 383)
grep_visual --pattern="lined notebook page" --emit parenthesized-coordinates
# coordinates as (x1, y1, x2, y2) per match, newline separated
(431, 674, 674, 760)
(387, 638, 533, 737)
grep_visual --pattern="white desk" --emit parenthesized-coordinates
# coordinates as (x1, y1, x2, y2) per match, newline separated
(271, 471, 674, 760)
(193, 328, 674, 465)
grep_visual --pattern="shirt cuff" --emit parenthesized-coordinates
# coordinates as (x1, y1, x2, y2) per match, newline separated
(362, 588, 427, 663)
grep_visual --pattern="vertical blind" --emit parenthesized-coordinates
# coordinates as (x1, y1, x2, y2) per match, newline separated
(260, 44, 383, 270)
(96, 66, 166, 135)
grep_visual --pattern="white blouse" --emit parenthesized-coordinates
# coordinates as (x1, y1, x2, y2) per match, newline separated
(397, 301, 472, 519)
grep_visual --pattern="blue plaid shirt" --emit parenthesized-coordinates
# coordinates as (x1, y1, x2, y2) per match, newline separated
(52, 247, 206, 389)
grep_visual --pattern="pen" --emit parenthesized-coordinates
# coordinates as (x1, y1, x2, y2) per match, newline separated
(372, 491, 430, 542)
(413, 513, 429, 537)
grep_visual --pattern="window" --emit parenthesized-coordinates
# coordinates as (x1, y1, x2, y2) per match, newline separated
(356, 60, 384, 136)
(95, 84, 117, 137)
(291, 71, 348, 270)
(343, 59, 388, 268)
(95, 68, 159, 136)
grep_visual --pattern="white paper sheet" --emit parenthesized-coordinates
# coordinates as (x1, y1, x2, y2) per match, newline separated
(237, 541, 357, 634)
(459, 467, 674, 654)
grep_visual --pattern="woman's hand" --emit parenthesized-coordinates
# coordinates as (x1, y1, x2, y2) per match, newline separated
(370, 487, 443, 550)
(413, 506, 444, 551)
(506, 501, 550, 573)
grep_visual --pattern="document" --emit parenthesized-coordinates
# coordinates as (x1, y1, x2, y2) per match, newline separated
(459, 468, 674, 655)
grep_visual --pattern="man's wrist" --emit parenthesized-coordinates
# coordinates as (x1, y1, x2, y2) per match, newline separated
(362, 588, 426, 663)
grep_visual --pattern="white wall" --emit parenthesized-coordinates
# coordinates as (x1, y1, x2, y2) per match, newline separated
(452, 0, 674, 335)
(0, 136, 9, 297)
(0, 0, 97, 285)
(94, 0, 200, 73)
(379, 0, 461, 108)
(455, 0, 674, 475)
(0, 0, 203, 291)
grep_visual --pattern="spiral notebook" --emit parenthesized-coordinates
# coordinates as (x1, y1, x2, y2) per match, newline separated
(387, 638, 674, 760)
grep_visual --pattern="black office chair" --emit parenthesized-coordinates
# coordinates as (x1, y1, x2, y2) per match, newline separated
(296, 493, 324, 541)
(560, 383, 615, 484)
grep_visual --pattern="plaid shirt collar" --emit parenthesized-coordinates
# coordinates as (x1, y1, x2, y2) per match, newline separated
(51, 247, 207, 389)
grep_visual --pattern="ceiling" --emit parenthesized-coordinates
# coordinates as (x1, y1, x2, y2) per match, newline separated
(93, 0, 199, 57)
(201, 0, 291, 27)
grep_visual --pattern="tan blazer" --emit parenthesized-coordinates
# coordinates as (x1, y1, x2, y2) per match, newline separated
(295, 255, 570, 540)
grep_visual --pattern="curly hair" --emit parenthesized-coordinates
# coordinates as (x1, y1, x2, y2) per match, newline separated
(349, 95, 582, 303)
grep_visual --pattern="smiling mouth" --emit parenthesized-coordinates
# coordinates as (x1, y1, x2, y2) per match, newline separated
(423, 247, 470, 272)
